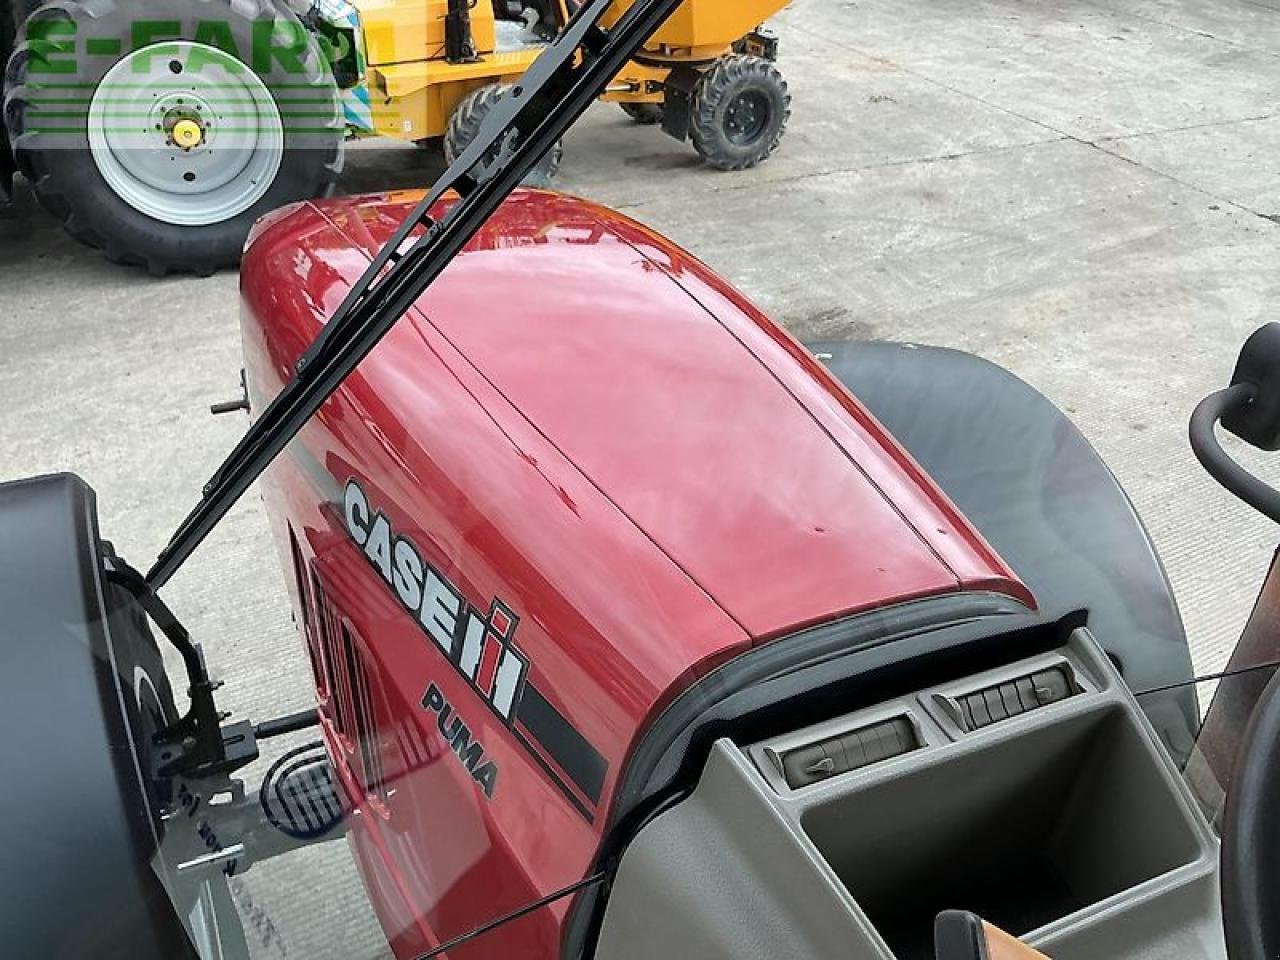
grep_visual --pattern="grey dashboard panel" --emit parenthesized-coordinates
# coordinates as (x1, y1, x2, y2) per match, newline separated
(595, 629, 1224, 960)
(1043, 874, 1224, 960)
(593, 745, 883, 960)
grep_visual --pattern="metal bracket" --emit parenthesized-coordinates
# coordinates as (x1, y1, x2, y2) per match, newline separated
(161, 742, 343, 882)
(660, 64, 699, 142)
(737, 28, 779, 61)
(210, 369, 250, 416)
(445, 0, 479, 63)
(104, 555, 258, 781)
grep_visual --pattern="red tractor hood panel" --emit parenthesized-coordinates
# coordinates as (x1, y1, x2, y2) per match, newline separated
(293, 190, 1030, 639)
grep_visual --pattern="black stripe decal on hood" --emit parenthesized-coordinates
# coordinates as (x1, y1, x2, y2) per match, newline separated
(517, 684, 607, 806)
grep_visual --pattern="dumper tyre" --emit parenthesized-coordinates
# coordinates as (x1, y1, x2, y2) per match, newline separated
(2, 0, 344, 275)
(689, 54, 789, 171)
(620, 101, 663, 125)
(443, 82, 562, 187)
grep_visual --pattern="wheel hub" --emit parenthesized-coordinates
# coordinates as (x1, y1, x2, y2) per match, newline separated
(86, 41, 285, 227)
(168, 116, 206, 152)
(724, 90, 770, 146)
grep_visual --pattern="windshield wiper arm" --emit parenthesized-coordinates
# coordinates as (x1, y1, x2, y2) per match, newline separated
(147, 0, 683, 589)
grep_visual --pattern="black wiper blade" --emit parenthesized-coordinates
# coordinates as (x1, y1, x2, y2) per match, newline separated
(147, 0, 683, 589)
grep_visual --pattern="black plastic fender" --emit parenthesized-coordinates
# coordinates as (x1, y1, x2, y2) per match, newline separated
(0, 474, 197, 958)
(809, 340, 1198, 760)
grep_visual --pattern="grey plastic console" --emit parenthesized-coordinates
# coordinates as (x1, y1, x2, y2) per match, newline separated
(596, 629, 1223, 960)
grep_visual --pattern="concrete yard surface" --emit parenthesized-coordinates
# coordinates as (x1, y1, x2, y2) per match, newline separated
(2, 0, 1280, 956)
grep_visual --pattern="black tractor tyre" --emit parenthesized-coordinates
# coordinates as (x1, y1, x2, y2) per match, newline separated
(2, 0, 17, 50)
(8, 0, 43, 31)
(3, 0, 343, 276)
(0, 122, 14, 206)
(443, 82, 562, 187)
(689, 54, 790, 171)
(619, 100, 663, 125)
(0, 5, 13, 205)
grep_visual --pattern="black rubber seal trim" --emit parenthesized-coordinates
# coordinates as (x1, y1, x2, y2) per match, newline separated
(618, 592, 1031, 816)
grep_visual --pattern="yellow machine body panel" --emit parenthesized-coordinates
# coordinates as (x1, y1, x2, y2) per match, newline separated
(600, 0, 786, 51)
(369, 51, 539, 139)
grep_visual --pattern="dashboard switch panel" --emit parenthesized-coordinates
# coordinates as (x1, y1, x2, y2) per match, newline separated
(779, 716, 919, 788)
(947, 666, 1078, 732)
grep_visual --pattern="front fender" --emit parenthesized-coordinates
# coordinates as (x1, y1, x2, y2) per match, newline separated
(0, 475, 196, 958)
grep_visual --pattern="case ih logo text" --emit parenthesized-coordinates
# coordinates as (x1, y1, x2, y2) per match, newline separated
(343, 479, 530, 723)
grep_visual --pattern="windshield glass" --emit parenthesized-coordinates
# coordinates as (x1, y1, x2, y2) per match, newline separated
(5, 0, 1280, 956)
(139, 579, 1276, 960)
(1134, 549, 1280, 833)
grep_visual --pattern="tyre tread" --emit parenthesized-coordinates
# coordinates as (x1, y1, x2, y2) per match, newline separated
(443, 82, 562, 186)
(689, 53, 790, 172)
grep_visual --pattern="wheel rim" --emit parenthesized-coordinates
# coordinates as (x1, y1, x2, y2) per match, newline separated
(87, 41, 284, 226)
(724, 89, 770, 146)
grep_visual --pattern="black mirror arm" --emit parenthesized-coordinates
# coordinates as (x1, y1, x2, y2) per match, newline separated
(1189, 382, 1280, 524)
